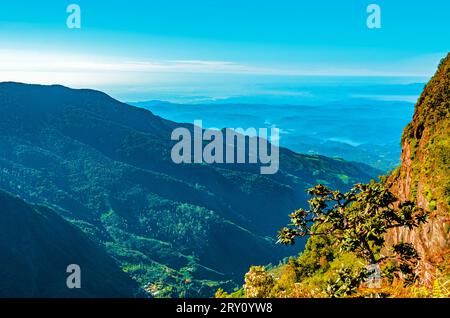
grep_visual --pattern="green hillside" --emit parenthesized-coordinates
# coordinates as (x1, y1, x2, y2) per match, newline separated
(0, 190, 139, 298)
(0, 82, 378, 297)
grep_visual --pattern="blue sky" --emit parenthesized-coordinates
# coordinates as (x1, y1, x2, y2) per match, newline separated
(0, 0, 448, 100)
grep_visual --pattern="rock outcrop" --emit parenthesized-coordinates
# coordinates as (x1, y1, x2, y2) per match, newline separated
(386, 53, 450, 284)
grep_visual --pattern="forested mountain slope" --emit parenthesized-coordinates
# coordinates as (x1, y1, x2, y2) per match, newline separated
(0, 190, 139, 298)
(0, 82, 378, 297)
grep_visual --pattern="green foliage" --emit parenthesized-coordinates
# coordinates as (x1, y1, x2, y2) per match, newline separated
(231, 179, 434, 299)
(279, 182, 426, 267)
(244, 266, 275, 298)
(274, 182, 429, 296)
(401, 53, 450, 215)
(215, 288, 245, 298)
(326, 266, 368, 298)
(432, 279, 450, 298)
(388, 243, 420, 286)
(294, 226, 337, 279)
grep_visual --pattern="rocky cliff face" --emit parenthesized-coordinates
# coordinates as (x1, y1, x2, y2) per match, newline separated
(386, 53, 450, 283)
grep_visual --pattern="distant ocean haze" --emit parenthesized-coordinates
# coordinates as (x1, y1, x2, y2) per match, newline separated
(129, 84, 419, 172)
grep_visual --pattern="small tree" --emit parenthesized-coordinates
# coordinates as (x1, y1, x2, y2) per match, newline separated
(278, 182, 427, 293)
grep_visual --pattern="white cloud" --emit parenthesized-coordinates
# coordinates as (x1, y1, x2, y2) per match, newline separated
(0, 49, 440, 88)
(0, 49, 256, 74)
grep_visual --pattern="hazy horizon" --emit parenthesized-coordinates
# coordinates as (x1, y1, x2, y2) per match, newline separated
(1, 0, 448, 101)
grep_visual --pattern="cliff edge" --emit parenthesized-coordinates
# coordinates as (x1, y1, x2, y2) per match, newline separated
(387, 53, 450, 283)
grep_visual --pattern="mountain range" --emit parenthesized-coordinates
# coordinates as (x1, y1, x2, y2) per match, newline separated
(0, 82, 379, 297)
(130, 98, 414, 171)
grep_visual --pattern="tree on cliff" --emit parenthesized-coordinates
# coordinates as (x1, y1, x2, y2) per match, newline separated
(278, 182, 427, 295)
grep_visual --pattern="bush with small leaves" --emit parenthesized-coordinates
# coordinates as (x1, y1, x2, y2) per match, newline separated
(278, 182, 427, 290)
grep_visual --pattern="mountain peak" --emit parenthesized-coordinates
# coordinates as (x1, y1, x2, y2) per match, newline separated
(396, 52, 450, 212)
(0, 81, 116, 103)
(402, 53, 450, 143)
